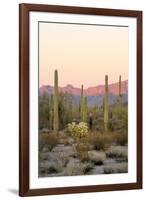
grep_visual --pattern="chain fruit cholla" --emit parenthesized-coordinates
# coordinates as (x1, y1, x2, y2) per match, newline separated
(67, 122, 88, 138)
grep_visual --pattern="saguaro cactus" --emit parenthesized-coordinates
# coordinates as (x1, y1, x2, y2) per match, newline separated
(82, 96, 88, 122)
(68, 95, 73, 122)
(80, 84, 84, 121)
(53, 69, 59, 133)
(80, 85, 88, 122)
(104, 75, 109, 132)
(119, 75, 122, 105)
(49, 94, 53, 130)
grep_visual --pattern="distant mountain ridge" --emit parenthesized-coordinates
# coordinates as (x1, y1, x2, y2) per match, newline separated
(39, 80, 128, 96)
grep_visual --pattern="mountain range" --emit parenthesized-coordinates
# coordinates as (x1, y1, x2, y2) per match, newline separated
(39, 80, 128, 107)
(39, 80, 128, 96)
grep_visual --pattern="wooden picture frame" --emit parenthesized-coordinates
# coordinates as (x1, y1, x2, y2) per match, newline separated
(19, 3, 142, 197)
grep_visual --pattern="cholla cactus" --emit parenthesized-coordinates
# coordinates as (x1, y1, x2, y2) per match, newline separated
(53, 69, 59, 133)
(104, 75, 109, 132)
(67, 122, 88, 138)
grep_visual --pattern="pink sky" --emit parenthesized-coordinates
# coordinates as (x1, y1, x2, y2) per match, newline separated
(39, 22, 128, 88)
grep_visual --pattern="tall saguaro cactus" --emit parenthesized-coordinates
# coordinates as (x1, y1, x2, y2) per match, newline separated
(49, 94, 53, 130)
(80, 84, 84, 121)
(104, 75, 109, 132)
(53, 69, 59, 133)
(80, 85, 88, 122)
(119, 75, 122, 105)
(68, 95, 73, 122)
(82, 96, 88, 122)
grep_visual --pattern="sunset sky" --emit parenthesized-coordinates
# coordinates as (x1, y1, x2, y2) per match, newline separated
(39, 22, 128, 88)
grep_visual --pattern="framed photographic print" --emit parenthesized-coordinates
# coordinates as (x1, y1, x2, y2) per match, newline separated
(19, 3, 142, 196)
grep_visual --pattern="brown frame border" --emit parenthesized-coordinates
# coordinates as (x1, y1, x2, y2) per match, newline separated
(19, 3, 143, 197)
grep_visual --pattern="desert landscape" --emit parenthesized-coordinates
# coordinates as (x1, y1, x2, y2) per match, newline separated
(39, 70, 128, 177)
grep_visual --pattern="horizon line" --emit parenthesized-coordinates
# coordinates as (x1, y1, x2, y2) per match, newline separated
(39, 79, 128, 89)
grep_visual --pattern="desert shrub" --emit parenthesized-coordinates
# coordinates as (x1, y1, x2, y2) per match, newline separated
(84, 163, 94, 174)
(93, 112, 104, 132)
(39, 94, 50, 129)
(39, 158, 63, 175)
(76, 142, 90, 162)
(110, 105, 128, 132)
(47, 166, 58, 174)
(104, 162, 128, 174)
(39, 151, 42, 160)
(64, 161, 93, 176)
(88, 132, 112, 151)
(67, 122, 88, 139)
(39, 133, 59, 151)
(88, 150, 106, 165)
(106, 146, 128, 160)
(62, 137, 71, 146)
(113, 132, 128, 146)
(59, 131, 75, 145)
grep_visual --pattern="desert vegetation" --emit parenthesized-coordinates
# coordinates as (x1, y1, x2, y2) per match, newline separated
(39, 70, 128, 177)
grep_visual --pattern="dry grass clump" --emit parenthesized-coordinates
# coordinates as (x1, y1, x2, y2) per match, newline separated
(112, 132, 128, 146)
(76, 142, 90, 162)
(88, 132, 112, 151)
(39, 132, 59, 151)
